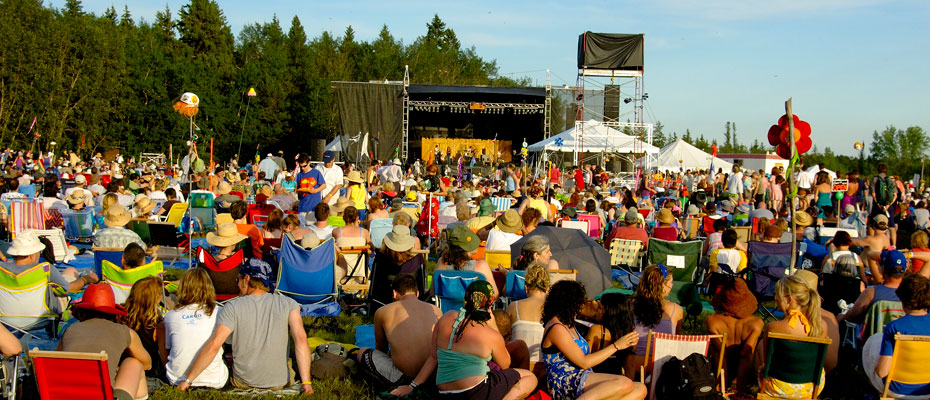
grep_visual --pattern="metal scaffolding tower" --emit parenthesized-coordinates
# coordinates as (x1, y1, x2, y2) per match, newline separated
(401, 65, 410, 162)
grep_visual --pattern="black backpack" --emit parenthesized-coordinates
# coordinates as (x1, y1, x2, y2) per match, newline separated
(424, 174, 441, 192)
(655, 353, 721, 400)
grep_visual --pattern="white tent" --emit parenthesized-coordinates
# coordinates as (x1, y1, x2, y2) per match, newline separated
(527, 120, 659, 154)
(648, 139, 734, 172)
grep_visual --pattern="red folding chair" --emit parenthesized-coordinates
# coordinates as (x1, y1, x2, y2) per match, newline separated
(197, 246, 244, 301)
(30, 349, 112, 400)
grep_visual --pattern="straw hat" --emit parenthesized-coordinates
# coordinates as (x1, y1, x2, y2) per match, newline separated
(216, 181, 232, 195)
(104, 205, 132, 227)
(512, 189, 522, 198)
(794, 211, 813, 228)
(66, 190, 87, 205)
(206, 223, 247, 248)
(332, 197, 354, 214)
(134, 196, 156, 215)
(216, 213, 234, 225)
(6, 231, 46, 256)
(496, 209, 523, 234)
(656, 208, 675, 224)
(260, 185, 273, 197)
(301, 232, 321, 249)
(72, 283, 127, 316)
(383, 225, 416, 252)
(345, 171, 364, 184)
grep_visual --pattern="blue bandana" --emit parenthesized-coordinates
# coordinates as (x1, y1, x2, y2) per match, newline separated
(241, 258, 275, 291)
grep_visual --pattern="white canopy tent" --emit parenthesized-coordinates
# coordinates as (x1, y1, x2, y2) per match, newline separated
(527, 120, 658, 166)
(645, 139, 734, 173)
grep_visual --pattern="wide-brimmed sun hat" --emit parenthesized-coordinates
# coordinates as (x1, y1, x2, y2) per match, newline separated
(104, 205, 131, 227)
(794, 211, 813, 227)
(711, 277, 757, 319)
(66, 191, 87, 205)
(346, 171, 364, 184)
(72, 283, 127, 316)
(300, 232, 321, 249)
(6, 231, 46, 256)
(216, 181, 232, 195)
(332, 197, 354, 214)
(383, 225, 416, 252)
(134, 196, 156, 215)
(656, 208, 675, 224)
(206, 223, 247, 248)
(496, 209, 523, 233)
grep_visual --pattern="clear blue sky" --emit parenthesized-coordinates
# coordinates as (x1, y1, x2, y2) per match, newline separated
(79, 0, 930, 156)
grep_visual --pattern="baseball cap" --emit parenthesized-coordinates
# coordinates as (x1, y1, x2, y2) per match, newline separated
(880, 249, 907, 276)
(873, 214, 889, 229)
(240, 258, 275, 291)
(322, 151, 335, 162)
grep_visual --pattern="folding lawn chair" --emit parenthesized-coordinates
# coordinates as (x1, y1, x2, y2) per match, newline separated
(148, 222, 186, 266)
(60, 209, 94, 247)
(647, 238, 704, 320)
(29, 349, 112, 400)
(339, 246, 371, 296)
(576, 214, 602, 240)
(197, 246, 244, 302)
(683, 216, 701, 239)
(432, 270, 484, 314)
(251, 214, 269, 229)
(484, 249, 512, 269)
(162, 202, 187, 228)
(503, 270, 526, 303)
(8, 200, 45, 239)
(100, 259, 164, 304)
(641, 331, 726, 400)
(731, 226, 750, 247)
(92, 248, 124, 279)
(609, 239, 644, 269)
(747, 241, 793, 321)
(859, 300, 904, 346)
(559, 219, 589, 233)
(0, 262, 64, 333)
(275, 237, 340, 316)
(880, 334, 930, 399)
(757, 332, 831, 400)
(491, 197, 515, 212)
(368, 251, 427, 315)
(189, 191, 216, 232)
(33, 229, 71, 265)
(128, 219, 152, 246)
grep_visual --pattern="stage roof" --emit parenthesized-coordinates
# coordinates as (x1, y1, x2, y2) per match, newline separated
(407, 85, 545, 100)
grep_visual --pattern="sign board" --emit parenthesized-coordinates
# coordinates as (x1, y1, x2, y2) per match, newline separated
(832, 179, 848, 192)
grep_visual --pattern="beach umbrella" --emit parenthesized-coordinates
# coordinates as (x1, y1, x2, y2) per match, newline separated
(510, 226, 611, 299)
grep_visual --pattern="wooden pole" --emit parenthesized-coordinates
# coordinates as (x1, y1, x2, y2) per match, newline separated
(786, 98, 797, 274)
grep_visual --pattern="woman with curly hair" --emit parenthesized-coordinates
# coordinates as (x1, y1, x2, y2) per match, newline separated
(363, 196, 389, 228)
(517, 186, 550, 221)
(626, 264, 683, 379)
(119, 276, 166, 379)
(541, 280, 645, 400)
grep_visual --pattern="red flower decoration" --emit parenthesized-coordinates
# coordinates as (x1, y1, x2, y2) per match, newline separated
(767, 114, 812, 159)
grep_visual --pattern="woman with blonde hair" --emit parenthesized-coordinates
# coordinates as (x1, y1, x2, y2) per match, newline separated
(755, 274, 826, 398)
(507, 262, 550, 363)
(160, 268, 228, 388)
(282, 214, 310, 242)
(119, 276, 165, 379)
(364, 196, 389, 228)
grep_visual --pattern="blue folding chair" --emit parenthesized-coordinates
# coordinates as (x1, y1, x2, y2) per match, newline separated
(275, 237, 340, 316)
(432, 270, 484, 314)
(747, 241, 793, 321)
(504, 270, 527, 301)
(60, 209, 95, 248)
(92, 248, 124, 279)
(17, 184, 36, 200)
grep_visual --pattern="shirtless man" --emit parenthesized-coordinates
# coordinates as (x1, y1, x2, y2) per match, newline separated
(851, 214, 891, 283)
(354, 274, 441, 391)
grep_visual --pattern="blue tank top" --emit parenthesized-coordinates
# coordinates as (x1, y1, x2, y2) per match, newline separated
(871, 285, 901, 303)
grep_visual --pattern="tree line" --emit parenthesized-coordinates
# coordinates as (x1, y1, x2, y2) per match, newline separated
(0, 0, 526, 162)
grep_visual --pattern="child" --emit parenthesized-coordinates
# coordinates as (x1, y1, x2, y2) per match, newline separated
(709, 229, 748, 274)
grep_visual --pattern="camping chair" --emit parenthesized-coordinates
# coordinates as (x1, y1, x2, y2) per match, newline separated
(641, 331, 726, 400)
(503, 270, 526, 304)
(148, 222, 186, 266)
(818, 226, 858, 245)
(576, 214, 602, 240)
(8, 200, 46, 239)
(491, 197, 515, 212)
(162, 203, 187, 228)
(368, 251, 428, 314)
(368, 218, 394, 249)
(60, 209, 94, 247)
(647, 238, 704, 320)
(128, 219, 152, 245)
(92, 248, 124, 279)
(818, 273, 862, 315)
(683, 216, 701, 239)
(189, 191, 216, 232)
(731, 226, 750, 247)
(17, 184, 35, 200)
(559, 219, 589, 233)
(860, 300, 904, 345)
(339, 246, 371, 296)
(33, 229, 71, 265)
(485, 250, 512, 269)
(609, 239, 644, 270)
(197, 246, 244, 301)
(747, 241, 794, 321)
(276, 237, 340, 315)
(100, 259, 164, 304)
(880, 334, 930, 399)
(252, 214, 269, 229)
(29, 349, 112, 400)
(432, 270, 484, 314)
(0, 262, 63, 334)
(247, 204, 274, 226)
(757, 332, 831, 400)
(0, 351, 20, 399)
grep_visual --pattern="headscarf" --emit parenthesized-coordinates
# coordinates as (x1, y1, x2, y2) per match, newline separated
(453, 280, 496, 342)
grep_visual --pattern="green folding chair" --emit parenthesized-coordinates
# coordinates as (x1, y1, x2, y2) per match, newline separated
(758, 332, 831, 400)
(647, 238, 704, 318)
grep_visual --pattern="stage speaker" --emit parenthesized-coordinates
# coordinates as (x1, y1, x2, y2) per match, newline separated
(620, 158, 633, 173)
(606, 158, 621, 173)
(604, 85, 620, 122)
(309, 138, 326, 161)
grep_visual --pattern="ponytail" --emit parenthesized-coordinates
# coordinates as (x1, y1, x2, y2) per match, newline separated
(805, 286, 823, 338)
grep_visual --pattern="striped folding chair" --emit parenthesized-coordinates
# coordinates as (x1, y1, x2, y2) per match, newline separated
(9, 200, 46, 239)
(642, 331, 726, 400)
(491, 197, 515, 213)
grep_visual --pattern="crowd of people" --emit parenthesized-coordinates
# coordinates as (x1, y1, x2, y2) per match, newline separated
(0, 143, 927, 400)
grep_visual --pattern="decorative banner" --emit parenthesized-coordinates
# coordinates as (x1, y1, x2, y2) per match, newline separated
(26, 116, 37, 136)
(247, 87, 257, 97)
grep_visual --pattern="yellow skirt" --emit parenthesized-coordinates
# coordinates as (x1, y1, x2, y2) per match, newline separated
(759, 372, 825, 399)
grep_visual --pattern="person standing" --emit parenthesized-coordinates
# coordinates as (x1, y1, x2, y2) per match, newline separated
(258, 153, 279, 183)
(316, 151, 343, 207)
(295, 153, 326, 220)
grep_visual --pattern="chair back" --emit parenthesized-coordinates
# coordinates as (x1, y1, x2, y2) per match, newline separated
(432, 269, 484, 314)
(190, 207, 216, 232)
(437, 215, 457, 232)
(33, 229, 69, 264)
(702, 215, 718, 234)
(252, 214, 269, 229)
(165, 203, 188, 228)
(504, 270, 527, 300)
(368, 252, 426, 314)
(559, 219, 589, 233)
(9, 200, 46, 239)
(731, 226, 750, 246)
(576, 214, 602, 239)
(861, 300, 905, 340)
(683, 217, 701, 239)
(491, 197, 515, 212)
(29, 349, 111, 400)
(647, 238, 702, 282)
(369, 218, 394, 249)
(883, 334, 930, 398)
(60, 209, 94, 243)
(129, 219, 152, 245)
(818, 274, 862, 315)
(818, 226, 858, 245)
(644, 332, 723, 400)
(609, 239, 644, 268)
(0, 262, 60, 330)
(762, 332, 831, 399)
(147, 222, 180, 248)
(485, 250, 512, 269)
(550, 269, 578, 285)
(747, 241, 793, 297)
(92, 249, 124, 279)
(101, 260, 164, 304)
(196, 247, 243, 301)
(276, 237, 338, 305)
(189, 191, 215, 208)
(18, 184, 36, 199)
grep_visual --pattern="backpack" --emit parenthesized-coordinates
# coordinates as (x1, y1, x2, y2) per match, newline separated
(654, 353, 721, 400)
(875, 176, 895, 206)
(311, 343, 351, 380)
(424, 174, 441, 193)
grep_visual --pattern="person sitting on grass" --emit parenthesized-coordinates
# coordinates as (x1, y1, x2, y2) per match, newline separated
(161, 268, 228, 389)
(355, 274, 441, 395)
(178, 260, 312, 394)
(60, 283, 151, 400)
(705, 276, 763, 396)
(119, 276, 166, 379)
